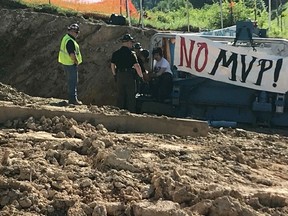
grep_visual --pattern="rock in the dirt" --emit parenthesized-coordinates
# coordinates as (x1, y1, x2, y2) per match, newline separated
(19, 166, 35, 181)
(105, 202, 125, 215)
(209, 196, 258, 216)
(172, 186, 196, 203)
(67, 202, 89, 216)
(1, 150, 11, 166)
(96, 124, 107, 131)
(64, 152, 89, 167)
(92, 203, 107, 216)
(255, 192, 288, 208)
(55, 131, 66, 138)
(92, 140, 105, 149)
(151, 173, 175, 200)
(190, 199, 213, 215)
(0, 196, 10, 206)
(140, 185, 154, 199)
(18, 197, 32, 208)
(79, 178, 93, 188)
(100, 138, 114, 148)
(95, 150, 139, 172)
(68, 125, 86, 139)
(131, 200, 188, 216)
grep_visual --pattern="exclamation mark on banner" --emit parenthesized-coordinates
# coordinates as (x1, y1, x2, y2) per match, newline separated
(273, 58, 283, 88)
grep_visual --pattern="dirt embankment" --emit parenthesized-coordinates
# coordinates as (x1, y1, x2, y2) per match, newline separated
(0, 8, 156, 106)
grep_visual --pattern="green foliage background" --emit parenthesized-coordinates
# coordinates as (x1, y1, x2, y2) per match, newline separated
(134, 0, 288, 38)
(2, 0, 288, 38)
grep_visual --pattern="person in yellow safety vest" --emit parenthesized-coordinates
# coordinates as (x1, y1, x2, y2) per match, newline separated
(58, 23, 83, 105)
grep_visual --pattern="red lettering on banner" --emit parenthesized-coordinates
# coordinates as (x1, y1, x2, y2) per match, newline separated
(178, 36, 208, 72)
(195, 43, 208, 72)
(179, 36, 195, 68)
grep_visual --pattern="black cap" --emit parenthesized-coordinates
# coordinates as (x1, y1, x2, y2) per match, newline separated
(121, 34, 135, 42)
(134, 42, 142, 50)
(141, 49, 149, 59)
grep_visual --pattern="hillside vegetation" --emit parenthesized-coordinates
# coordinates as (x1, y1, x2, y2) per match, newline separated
(2, 0, 288, 38)
(143, 0, 288, 38)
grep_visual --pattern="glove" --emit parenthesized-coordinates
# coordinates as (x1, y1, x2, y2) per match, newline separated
(114, 75, 117, 82)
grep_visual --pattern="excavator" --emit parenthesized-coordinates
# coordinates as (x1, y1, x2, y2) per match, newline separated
(136, 20, 288, 127)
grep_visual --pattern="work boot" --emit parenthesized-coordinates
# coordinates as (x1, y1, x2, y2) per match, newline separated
(69, 99, 83, 105)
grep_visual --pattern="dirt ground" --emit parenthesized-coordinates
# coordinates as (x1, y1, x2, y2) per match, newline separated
(1, 84, 288, 216)
(1, 7, 288, 216)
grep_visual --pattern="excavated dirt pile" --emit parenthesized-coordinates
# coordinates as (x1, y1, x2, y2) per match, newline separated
(1, 7, 288, 216)
(1, 83, 288, 216)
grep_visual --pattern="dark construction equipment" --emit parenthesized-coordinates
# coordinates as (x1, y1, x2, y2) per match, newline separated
(136, 22, 288, 127)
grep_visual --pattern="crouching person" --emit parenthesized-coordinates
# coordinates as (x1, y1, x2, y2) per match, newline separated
(150, 47, 173, 102)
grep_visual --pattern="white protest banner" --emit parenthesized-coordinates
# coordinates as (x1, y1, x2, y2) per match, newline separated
(174, 34, 288, 93)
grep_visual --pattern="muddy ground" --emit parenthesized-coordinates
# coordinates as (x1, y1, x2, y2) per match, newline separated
(1, 7, 288, 216)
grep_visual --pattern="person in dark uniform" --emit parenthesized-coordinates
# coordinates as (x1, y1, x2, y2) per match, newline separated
(111, 34, 143, 112)
(133, 42, 150, 94)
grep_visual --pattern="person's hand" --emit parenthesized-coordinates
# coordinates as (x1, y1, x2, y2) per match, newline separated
(143, 73, 149, 82)
(73, 59, 78, 66)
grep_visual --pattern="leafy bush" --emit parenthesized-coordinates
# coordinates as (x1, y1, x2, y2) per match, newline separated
(143, 1, 270, 31)
(33, 4, 60, 14)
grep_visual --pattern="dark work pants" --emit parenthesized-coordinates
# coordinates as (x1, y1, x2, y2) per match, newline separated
(63, 65, 78, 103)
(116, 71, 136, 113)
(150, 73, 173, 101)
(158, 73, 173, 101)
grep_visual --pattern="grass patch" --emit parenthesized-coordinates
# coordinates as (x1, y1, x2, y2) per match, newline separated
(31, 3, 78, 17)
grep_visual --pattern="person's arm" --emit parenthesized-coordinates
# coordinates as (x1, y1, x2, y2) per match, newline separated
(111, 63, 117, 82)
(134, 63, 144, 79)
(111, 52, 117, 76)
(66, 40, 78, 65)
(131, 52, 143, 79)
(111, 63, 116, 76)
(69, 53, 78, 65)
(155, 67, 166, 77)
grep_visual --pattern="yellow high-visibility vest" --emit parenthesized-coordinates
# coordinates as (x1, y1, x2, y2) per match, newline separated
(58, 34, 82, 65)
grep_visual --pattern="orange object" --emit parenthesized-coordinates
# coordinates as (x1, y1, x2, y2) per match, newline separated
(23, 0, 138, 17)
(229, 1, 235, 8)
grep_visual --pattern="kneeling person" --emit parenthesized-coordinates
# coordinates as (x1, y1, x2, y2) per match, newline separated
(151, 47, 173, 101)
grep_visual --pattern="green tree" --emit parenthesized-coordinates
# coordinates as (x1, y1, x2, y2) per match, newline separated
(154, 0, 191, 12)
(132, 0, 161, 9)
(132, 0, 214, 10)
